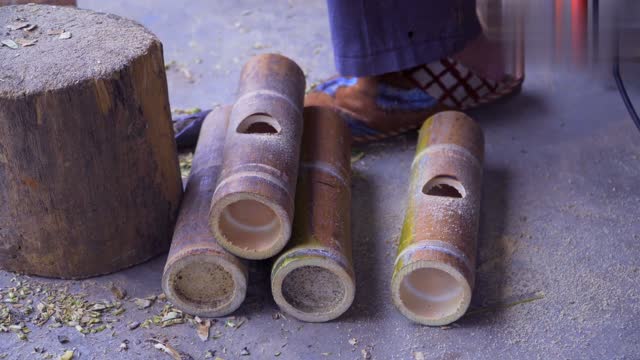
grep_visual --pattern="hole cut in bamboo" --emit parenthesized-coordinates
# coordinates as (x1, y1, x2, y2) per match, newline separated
(236, 113, 281, 134)
(391, 111, 484, 326)
(162, 107, 247, 317)
(209, 54, 305, 260)
(271, 106, 355, 322)
(422, 175, 466, 198)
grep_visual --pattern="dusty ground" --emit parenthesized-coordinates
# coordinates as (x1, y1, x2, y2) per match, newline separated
(1, 0, 639, 359)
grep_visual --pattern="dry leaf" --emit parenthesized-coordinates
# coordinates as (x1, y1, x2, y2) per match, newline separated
(161, 311, 180, 322)
(59, 32, 72, 40)
(1, 40, 18, 49)
(59, 350, 74, 360)
(110, 283, 127, 300)
(112, 307, 125, 316)
(15, 38, 37, 47)
(89, 303, 107, 311)
(152, 341, 182, 360)
(180, 68, 194, 82)
(47, 29, 64, 36)
(6, 22, 29, 31)
(361, 349, 372, 359)
(134, 298, 153, 309)
(196, 318, 211, 342)
(224, 316, 247, 329)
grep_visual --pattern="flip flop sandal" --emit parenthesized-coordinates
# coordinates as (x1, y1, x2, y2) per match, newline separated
(305, 57, 524, 144)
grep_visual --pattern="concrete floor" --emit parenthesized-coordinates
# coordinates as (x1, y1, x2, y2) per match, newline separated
(1, 1, 639, 359)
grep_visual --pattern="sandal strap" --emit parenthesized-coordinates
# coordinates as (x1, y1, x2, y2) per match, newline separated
(403, 58, 524, 111)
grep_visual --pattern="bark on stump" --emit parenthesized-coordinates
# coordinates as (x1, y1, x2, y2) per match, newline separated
(0, 5, 182, 279)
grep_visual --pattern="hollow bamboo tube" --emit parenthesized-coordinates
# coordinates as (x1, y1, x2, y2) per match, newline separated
(162, 107, 248, 317)
(271, 106, 355, 322)
(391, 111, 484, 326)
(209, 54, 306, 260)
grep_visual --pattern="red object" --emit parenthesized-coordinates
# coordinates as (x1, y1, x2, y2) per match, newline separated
(571, 0, 588, 66)
(555, 0, 564, 62)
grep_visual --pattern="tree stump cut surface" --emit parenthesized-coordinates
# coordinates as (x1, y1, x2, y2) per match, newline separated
(0, 5, 182, 278)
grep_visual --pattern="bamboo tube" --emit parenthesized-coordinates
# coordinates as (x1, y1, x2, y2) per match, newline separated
(391, 111, 484, 326)
(162, 107, 248, 317)
(209, 54, 305, 260)
(271, 106, 355, 322)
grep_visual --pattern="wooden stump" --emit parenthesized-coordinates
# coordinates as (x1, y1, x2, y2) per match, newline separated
(0, 5, 182, 279)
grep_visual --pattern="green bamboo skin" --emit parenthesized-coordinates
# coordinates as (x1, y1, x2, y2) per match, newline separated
(391, 111, 484, 326)
(162, 107, 248, 317)
(271, 106, 355, 322)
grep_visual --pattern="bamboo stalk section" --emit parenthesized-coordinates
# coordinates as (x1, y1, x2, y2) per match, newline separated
(271, 106, 355, 322)
(162, 107, 248, 317)
(209, 54, 306, 260)
(391, 111, 484, 326)
(0, 5, 182, 279)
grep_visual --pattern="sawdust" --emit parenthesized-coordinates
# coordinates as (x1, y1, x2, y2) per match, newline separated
(171, 262, 235, 308)
(281, 266, 346, 314)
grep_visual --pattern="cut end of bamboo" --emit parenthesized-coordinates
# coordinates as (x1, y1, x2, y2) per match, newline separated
(210, 192, 291, 260)
(162, 252, 247, 318)
(392, 258, 472, 326)
(272, 253, 355, 322)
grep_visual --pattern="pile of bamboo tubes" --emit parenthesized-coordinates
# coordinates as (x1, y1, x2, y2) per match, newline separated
(162, 53, 484, 325)
(163, 54, 356, 322)
(0, 3, 485, 327)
